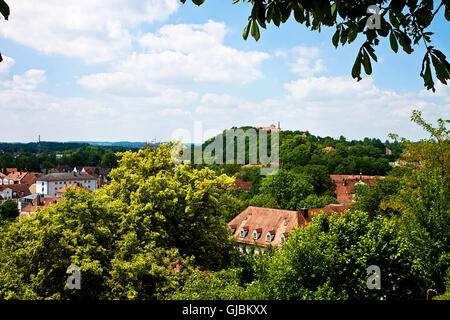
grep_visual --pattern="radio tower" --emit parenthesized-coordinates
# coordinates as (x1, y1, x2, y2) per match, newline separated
(38, 135, 41, 154)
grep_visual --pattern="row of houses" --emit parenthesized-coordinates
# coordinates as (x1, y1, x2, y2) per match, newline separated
(0, 166, 109, 217)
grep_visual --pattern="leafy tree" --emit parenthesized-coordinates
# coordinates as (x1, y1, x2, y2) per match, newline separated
(170, 268, 247, 300)
(258, 169, 314, 210)
(0, 143, 238, 299)
(299, 193, 337, 209)
(183, 0, 450, 91)
(301, 164, 336, 195)
(248, 211, 429, 300)
(388, 110, 450, 296)
(352, 176, 403, 218)
(0, 199, 19, 221)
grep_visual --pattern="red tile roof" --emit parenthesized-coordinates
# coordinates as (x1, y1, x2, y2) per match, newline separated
(20, 172, 42, 186)
(0, 184, 31, 198)
(5, 171, 28, 182)
(228, 205, 349, 248)
(21, 197, 61, 214)
(232, 179, 253, 191)
(228, 206, 306, 248)
(330, 174, 382, 204)
(56, 182, 91, 194)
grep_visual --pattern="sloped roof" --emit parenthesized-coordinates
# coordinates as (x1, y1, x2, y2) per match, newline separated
(21, 197, 61, 213)
(228, 206, 308, 248)
(37, 172, 97, 182)
(232, 179, 253, 191)
(330, 174, 381, 204)
(56, 182, 91, 194)
(0, 184, 31, 198)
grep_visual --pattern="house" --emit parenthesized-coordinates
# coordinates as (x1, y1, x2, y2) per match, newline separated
(55, 182, 92, 197)
(232, 179, 253, 192)
(20, 172, 42, 193)
(228, 204, 347, 254)
(228, 205, 348, 253)
(36, 172, 98, 197)
(20, 195, 61, 218)
(255, 122, 281, 133)
(324, 146, 336, 152)
(330, 174, 382, 205)
(1, 171, 28, 185)
(385, 147, 393, 155)
(52, 164, 73, 173)
(0, 184, 32, 206)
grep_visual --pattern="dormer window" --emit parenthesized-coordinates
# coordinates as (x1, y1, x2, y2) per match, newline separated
(266, 232, 274, 243)
(240, 228, 248, 238)
(280, 234, 287, 244)
(252, 229, 262, 240)
(228, 226, 236, 235)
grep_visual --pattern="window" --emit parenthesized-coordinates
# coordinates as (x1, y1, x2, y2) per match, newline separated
(266, 232, 273, 243)
(239, 228, 248, 238)
(252, 230, 261, 240)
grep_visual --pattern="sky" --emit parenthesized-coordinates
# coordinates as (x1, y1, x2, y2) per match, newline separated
(0, 0, 449, 143)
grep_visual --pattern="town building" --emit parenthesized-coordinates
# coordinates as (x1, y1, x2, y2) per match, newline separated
(36, 172, 98, 197)
(255, 122, 281, 133)
(232, 179, 253, 192)
(55, 182, 92, 197)
(330, 174, 382, 205)
(0, 184, 32, 206)
(228, 204, 347, 253)
(20, 195, 61, 218)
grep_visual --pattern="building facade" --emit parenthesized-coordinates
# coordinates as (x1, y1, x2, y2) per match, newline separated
(36, 172, 98, 197)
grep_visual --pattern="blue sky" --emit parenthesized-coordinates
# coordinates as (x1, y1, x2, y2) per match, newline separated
(0, 0, 448, 143)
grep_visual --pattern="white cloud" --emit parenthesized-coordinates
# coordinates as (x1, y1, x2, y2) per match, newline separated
(0, 0, 179, 63)
(139, 20, 228, 53)
(290, 58, 326, 77)
(1, 69, 46, 90)
(0, 56, 15, 75)
(284, 76, 380, 100)
(77, 20, 270, 91)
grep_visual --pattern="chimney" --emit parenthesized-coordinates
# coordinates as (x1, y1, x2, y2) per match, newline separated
(300, 207, 309, 219)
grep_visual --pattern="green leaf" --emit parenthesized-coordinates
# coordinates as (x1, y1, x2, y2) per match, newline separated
(389, 31, 399, 53)
(332, 28, 341, 48)
(362, 50, 372, 75)
(251, 20, 260, 41)
(191, 0, 205, 6)
(352, 52, 362, 80)
(0, 0, 9, 20)
(242, 20, 251, 40)
(347, 28, 358, 44)
(389, 10, 400, 28)
(420, 53, 434, 91)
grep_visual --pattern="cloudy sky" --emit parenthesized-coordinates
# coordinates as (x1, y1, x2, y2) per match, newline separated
(0, 0, 449, 143)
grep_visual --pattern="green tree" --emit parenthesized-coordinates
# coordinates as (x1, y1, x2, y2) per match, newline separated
(170, 268, 247, 300)
(248, 211, 429, 300)
(182, 0, 450, 91)
(258, 169, 314, 210)
(388, 110, 450, 296)
(0, 199, 19, 221)
(0, 143, 238, 299)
